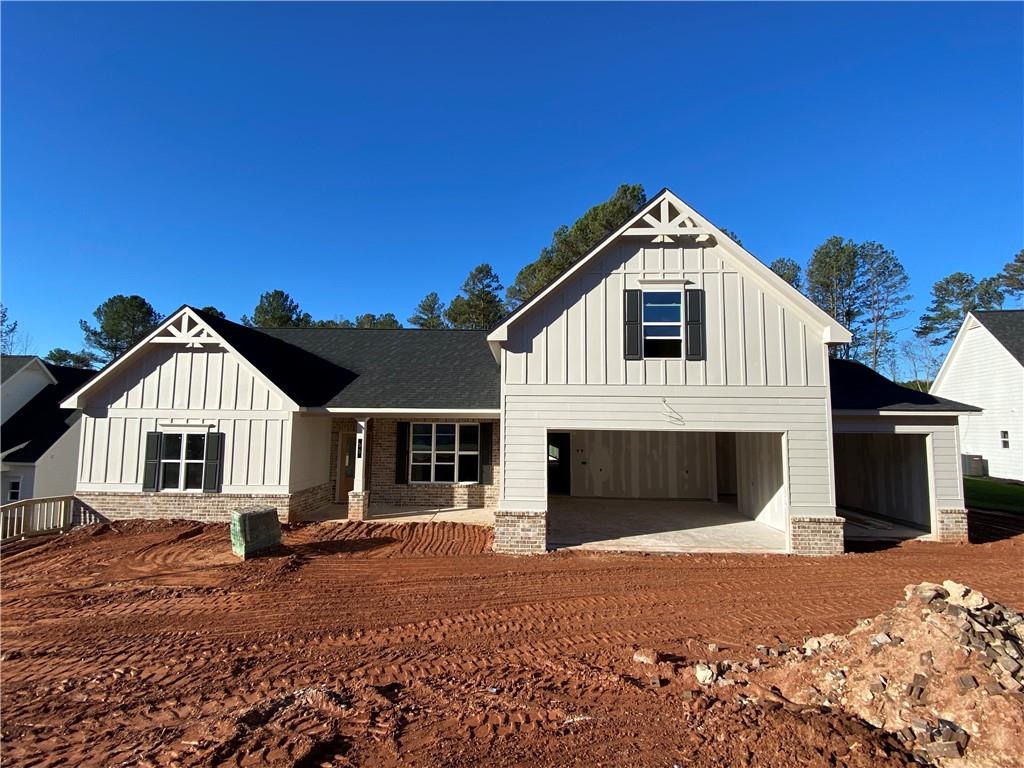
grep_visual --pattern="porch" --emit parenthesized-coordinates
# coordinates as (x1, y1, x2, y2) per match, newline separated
(297, 501, 494, 526)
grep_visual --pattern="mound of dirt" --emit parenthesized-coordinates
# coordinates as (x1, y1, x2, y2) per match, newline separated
(756, 581, 1024, 768)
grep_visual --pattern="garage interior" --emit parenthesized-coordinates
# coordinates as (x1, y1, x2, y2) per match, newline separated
(833, 433, 933, 542)
(545, 429, 788, 553)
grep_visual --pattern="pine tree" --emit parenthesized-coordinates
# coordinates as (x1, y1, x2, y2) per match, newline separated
(241, 290, 313, 328)
(446, 264, 505, 330)
(769, 258, 802, 291)
(80, 295, 164, 362)
(806, 237, 861, 358)
(408, 292, 448, 329)
(914, 272, 1005, 345)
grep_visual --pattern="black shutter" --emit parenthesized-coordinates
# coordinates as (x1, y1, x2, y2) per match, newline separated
(624, 289, 642, 360)
(203, 432, 224, 493)
(685, 288, 706, 361)
(480, 422, 493, 466)
(142, 432, 162, 492)
(395, 421, 410, 484)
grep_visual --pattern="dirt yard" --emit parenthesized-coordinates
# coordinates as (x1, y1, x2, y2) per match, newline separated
(2, 515, 1022, 767)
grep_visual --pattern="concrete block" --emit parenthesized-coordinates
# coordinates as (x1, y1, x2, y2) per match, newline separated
(231, 506, 282, 559)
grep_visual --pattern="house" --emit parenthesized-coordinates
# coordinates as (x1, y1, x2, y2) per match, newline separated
(60, 189, 977, 555)
(1, 356, 96, 502)
(930, 310, 1024, 481)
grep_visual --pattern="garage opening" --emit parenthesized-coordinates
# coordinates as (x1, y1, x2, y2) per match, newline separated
(545, 430, 787, 553)
(833, 433, 932, 541)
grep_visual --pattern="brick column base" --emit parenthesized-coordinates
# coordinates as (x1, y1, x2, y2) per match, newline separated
(347, 491, 370, 522)
(789, 516, 845, 556)
(935, 508, 968, 543)
(493, 509, 547, 554)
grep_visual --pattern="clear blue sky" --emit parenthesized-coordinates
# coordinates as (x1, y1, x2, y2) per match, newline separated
(3, 2, 1022, 357)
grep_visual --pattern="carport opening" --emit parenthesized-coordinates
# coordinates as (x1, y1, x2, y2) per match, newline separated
(833, 433, 932, 541)
(545, 430, 788, 553)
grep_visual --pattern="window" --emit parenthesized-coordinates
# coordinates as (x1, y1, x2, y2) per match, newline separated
(410, 423, 480, 483)
(160, 433, 207, 491)
(1001, 431, 1010, 449)
(642, 291, 682, 358)
(6, 478, 21, 502)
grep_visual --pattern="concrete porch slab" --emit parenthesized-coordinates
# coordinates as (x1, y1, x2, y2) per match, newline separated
(297, 503, 494, 526)
(841, 508, 931, 542)
(546, 497, 787, 554)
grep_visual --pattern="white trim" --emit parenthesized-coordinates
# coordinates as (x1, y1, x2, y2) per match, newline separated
(6, 357, 59, 387)
(409, 421, 481, 485)
(488, 188, 851, 346)
(321, 407, 499, 415)
(156, 422, 215, 432)
(60, 306, 300, 411)
(831, 409, 971, 417)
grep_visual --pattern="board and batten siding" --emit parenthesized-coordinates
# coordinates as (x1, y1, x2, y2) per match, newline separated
(931, 321, 1024, 482)
(76, 346, 296, 494)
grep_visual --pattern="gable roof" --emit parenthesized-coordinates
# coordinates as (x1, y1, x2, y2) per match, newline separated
(1, 355, 58, 386)
(192, 308, 500, 410)
(973, 310, 1024, 366)
(488, 188, 852, 347)
(1, 363, 96, 463)
(829, 358, 978, 413)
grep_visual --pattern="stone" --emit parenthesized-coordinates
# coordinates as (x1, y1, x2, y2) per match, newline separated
(694, 663, 716, 686)
(870, 633, 892, 647)
(632, 648, 660, 666)
(230, 506, 281, 559)
(925, 740, 964, 759)
(956, 674, 977, 693)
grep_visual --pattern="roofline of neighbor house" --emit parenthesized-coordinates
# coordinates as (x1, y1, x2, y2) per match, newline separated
(831, 409, 980, 417)
(5, 356, 59, 388)
(487, 188, 852, 349)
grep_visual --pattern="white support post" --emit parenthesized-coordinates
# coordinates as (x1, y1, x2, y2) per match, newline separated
(353, 419, 368, 493)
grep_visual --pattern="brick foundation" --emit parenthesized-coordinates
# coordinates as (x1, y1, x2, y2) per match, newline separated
(347, 491, 369, 521)
(493, 509, 547, 554)
(788, 515, 845, 556)
(77, 482, 333, 525)
(935, 507, 968, 543)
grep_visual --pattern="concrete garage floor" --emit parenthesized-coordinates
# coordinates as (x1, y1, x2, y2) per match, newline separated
(546, 496, 787, 554)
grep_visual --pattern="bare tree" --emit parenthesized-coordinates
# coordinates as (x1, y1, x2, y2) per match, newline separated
(898, 339, 944, 391)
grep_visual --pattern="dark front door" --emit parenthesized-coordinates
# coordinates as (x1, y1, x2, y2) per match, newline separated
(547, 432, 572, 496)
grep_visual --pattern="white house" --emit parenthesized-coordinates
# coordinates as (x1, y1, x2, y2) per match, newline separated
(1, 356, 95, 502)
(931, 310, 1024, 481)
(59, 189, 977, 555)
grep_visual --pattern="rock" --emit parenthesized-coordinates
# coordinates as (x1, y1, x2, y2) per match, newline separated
(870, 633, 892, 647)
(925, 739, 964, 759)
(694, 663, 716, 686)
(632, 648, 660, 666)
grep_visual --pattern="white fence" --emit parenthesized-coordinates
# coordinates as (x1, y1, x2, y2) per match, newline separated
(0, 496, 101, 543)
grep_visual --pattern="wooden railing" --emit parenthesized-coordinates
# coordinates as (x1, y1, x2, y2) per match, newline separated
(0, 495, 101, 543)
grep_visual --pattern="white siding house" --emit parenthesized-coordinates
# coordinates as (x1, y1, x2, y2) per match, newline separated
(931, 311, 1024, 481)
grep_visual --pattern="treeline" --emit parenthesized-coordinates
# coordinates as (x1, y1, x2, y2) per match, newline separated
(3, 184, 1020, 381)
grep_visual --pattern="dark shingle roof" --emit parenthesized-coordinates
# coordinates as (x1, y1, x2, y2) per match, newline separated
(974, 310, 1024, 366)
(829, 358, 978, 412)
(2, 363, 96, 463)
(1, 355, 37, 384)
(191, 308, 500, 409)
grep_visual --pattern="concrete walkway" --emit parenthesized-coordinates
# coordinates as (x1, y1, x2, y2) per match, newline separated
(299, 503, 494, 526)
(546, 497, 787, 554)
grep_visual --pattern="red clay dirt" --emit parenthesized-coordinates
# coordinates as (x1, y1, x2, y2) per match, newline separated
(2, 516, 1023, 767)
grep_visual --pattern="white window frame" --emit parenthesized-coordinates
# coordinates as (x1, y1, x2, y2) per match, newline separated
(641, 290, 683, 359)
(409, 422, 480, 485)
(159, 432, 207, 492)
(7, 476, 22, 502)
(1001, 430, 1010, 449)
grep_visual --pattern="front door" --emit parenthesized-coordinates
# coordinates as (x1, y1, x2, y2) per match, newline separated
(337, 433, 357, 502)
(547, 432, 572, 496)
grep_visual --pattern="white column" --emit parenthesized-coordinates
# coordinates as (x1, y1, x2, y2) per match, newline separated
(353, 418, 368, 493)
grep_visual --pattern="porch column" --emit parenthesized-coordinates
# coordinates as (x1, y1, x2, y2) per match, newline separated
(347, 418, 370, 521)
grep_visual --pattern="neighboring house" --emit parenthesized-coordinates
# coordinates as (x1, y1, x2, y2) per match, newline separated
(931, 310, 1024, 481)
(61, 189, 977, 555)
(1, 356, 96, 502)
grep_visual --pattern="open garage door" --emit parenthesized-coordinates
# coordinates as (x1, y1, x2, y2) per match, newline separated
(833, 433, 932, 537)
(545, 429, 787, 553)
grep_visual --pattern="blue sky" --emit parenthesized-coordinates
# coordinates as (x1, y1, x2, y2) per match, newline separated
(3, 2, 1022, 357)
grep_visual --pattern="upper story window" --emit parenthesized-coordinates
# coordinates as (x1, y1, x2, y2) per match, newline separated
(642, 291, 683, 359)
(410, 423, 480, 484)
(1001, 430, 1010, 449)
(6, 478, 21, 502)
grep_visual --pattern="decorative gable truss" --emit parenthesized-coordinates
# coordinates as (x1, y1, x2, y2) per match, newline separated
(149, 312, 222, 348)
(622, 196, 712, 244)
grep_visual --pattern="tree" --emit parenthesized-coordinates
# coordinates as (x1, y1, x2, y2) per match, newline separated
(241, 290, 313, 328)
(446, 264, 506, 330)
(914, 272, 1004, 345)
(408, 292, 448, 329)
(718, 227, 743, 246)
(197, 305, 226, 319)
(999, 249, 1024, 303)
(506, 184, 646, 307)
(806, 236, 861, 358)
(0, 305, 17, 355)
(45, 348, 99, 369)
(856, 242, 911, 370)
(352, 313, 403, 329)
(898, 339, 944, 391)
(769, 258, 802, 291)
(80, 295, 163, 363)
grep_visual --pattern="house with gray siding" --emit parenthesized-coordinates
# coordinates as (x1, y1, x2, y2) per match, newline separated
(59, 189, 978, 555)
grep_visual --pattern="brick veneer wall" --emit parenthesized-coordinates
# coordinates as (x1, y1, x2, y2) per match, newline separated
(935, 508, 968, 543)
(494, 510, 547, 554)
(788, 515, 845, 556)
(356, 418, 501, 509)
(77, 482, 333, 525)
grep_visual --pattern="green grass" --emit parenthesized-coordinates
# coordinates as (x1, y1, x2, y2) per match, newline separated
(964, 476, 1024, 514)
